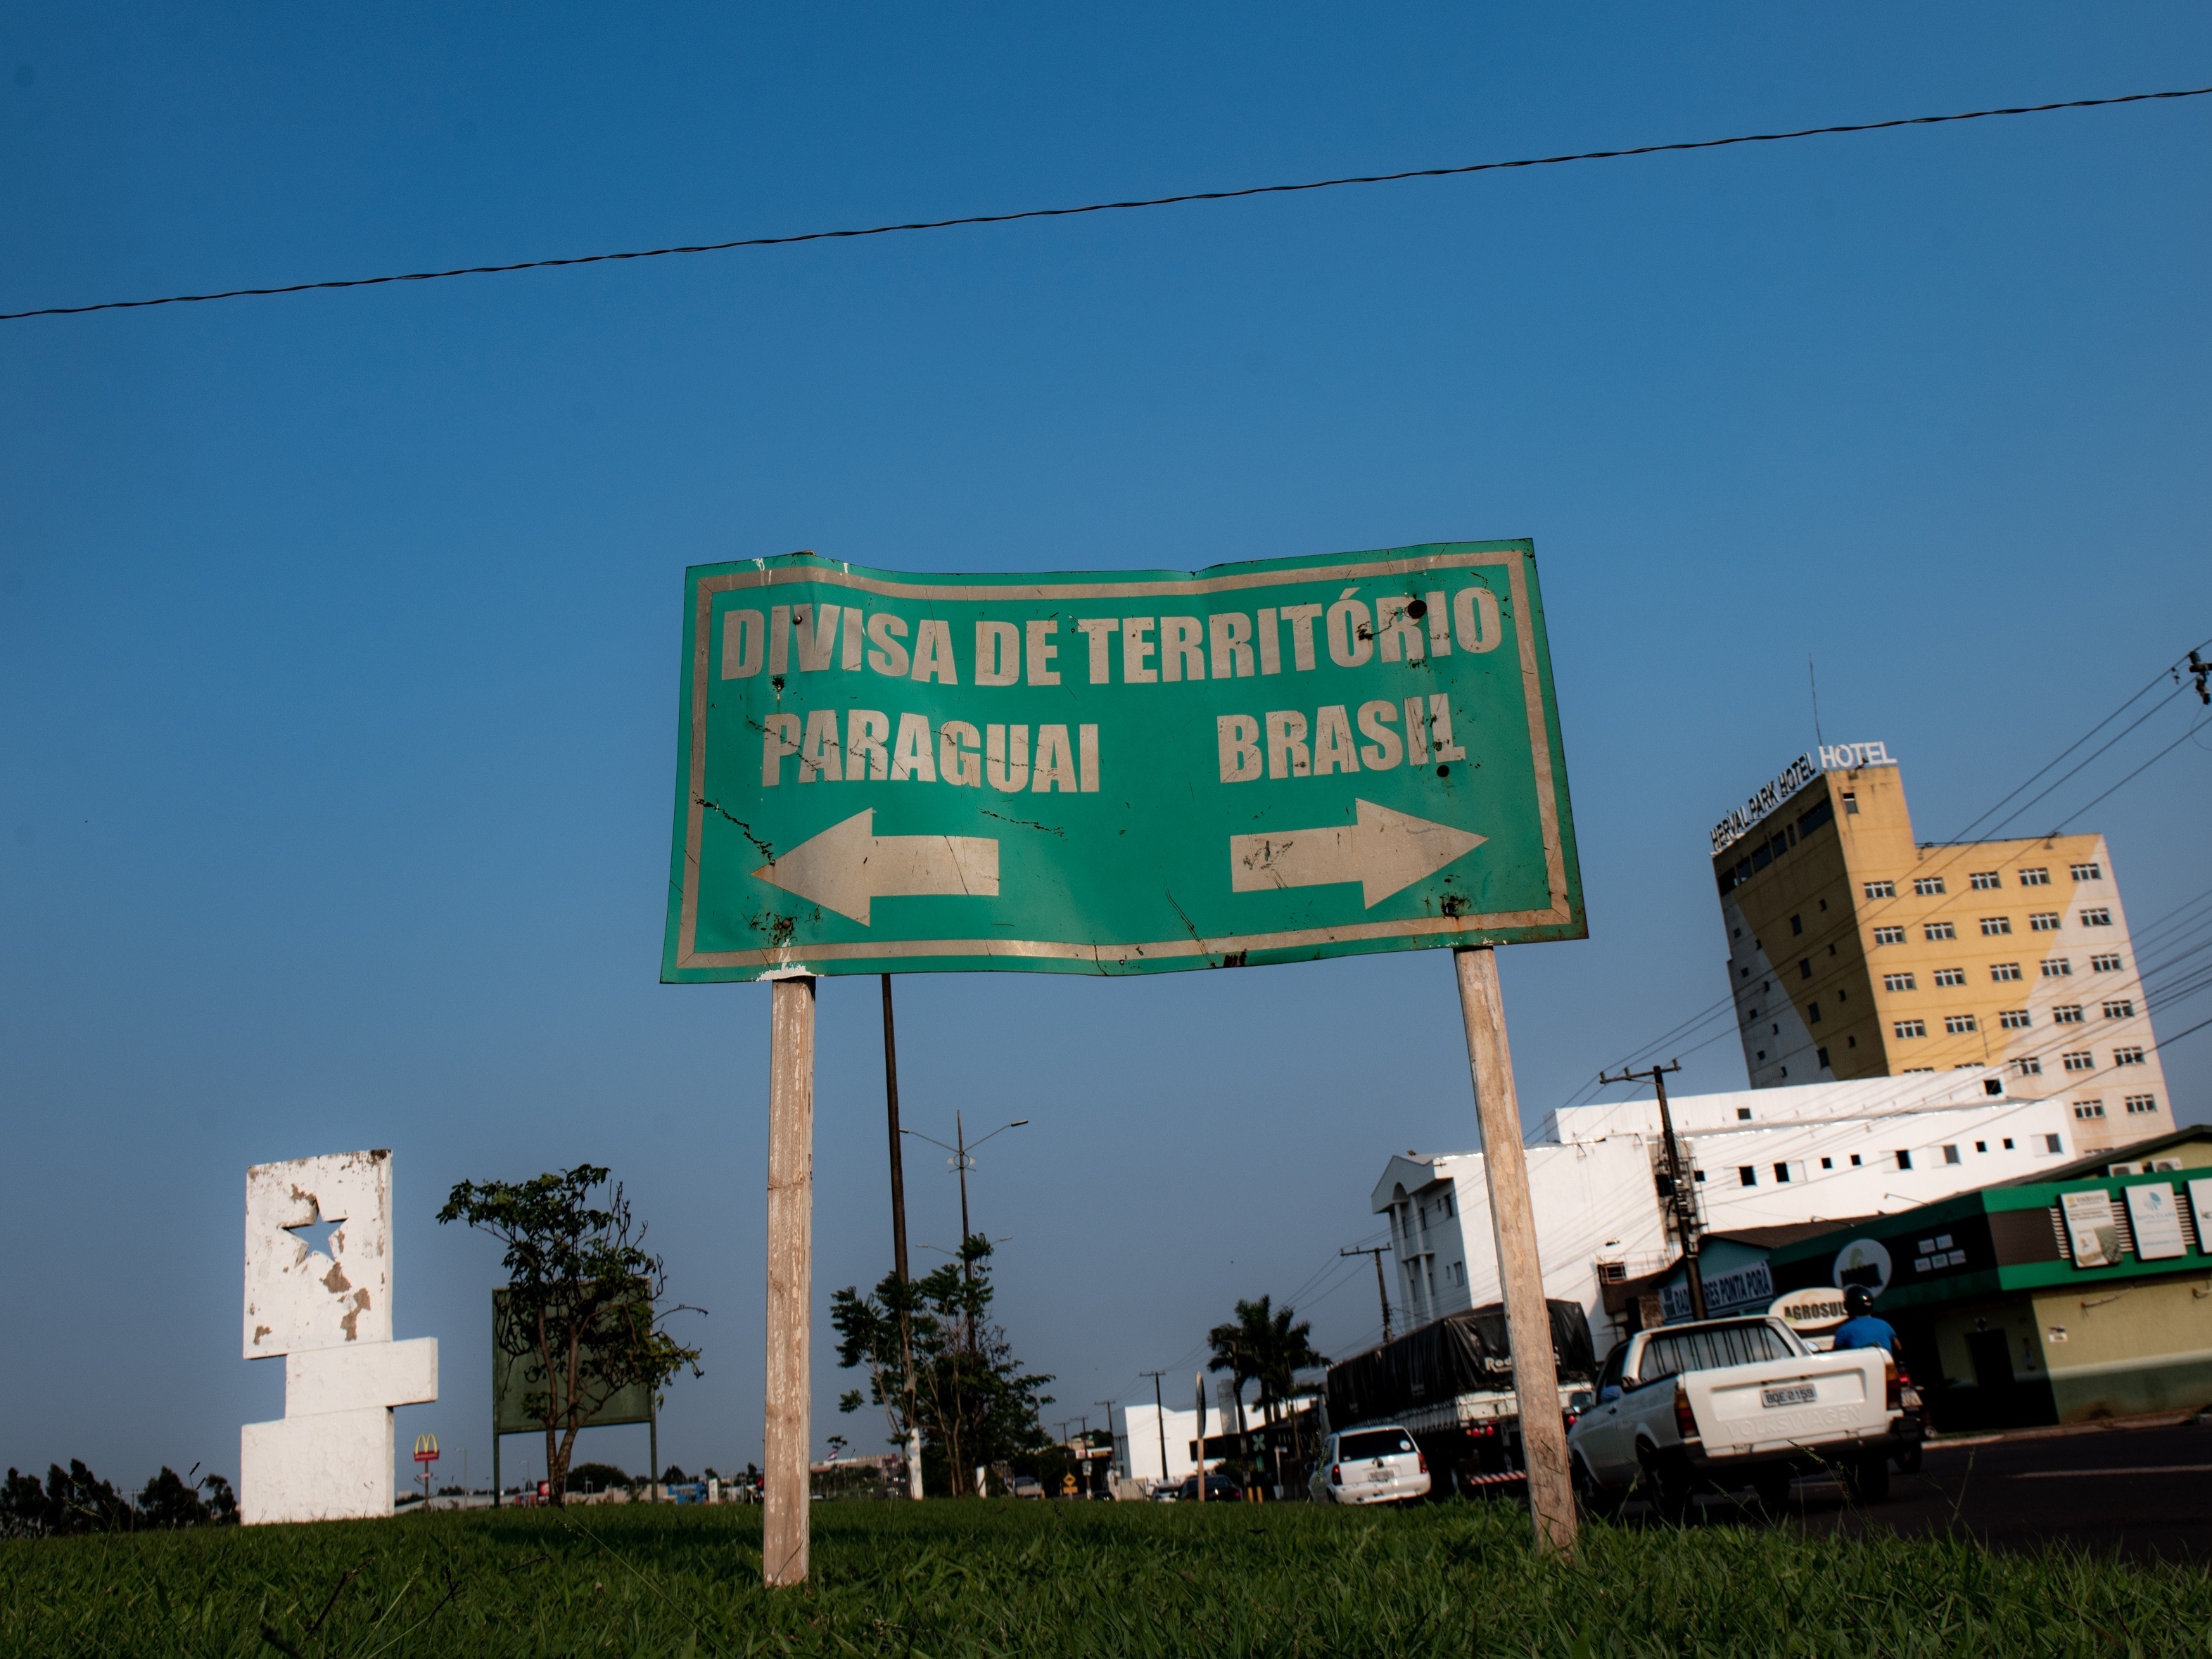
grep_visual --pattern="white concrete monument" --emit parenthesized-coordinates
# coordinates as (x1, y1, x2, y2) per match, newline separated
(239, 1149, 438, 1525)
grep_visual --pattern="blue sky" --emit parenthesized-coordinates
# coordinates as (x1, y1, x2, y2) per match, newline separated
(3, 4, 2208, 1489)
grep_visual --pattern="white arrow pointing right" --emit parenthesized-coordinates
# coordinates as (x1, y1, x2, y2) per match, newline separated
(1229, 800, 1485, 908)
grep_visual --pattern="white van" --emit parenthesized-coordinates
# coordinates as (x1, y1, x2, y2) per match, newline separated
(1311, 1425, 1430, 1506)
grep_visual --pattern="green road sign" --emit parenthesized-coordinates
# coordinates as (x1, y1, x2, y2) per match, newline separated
(492, 1288, 654, 1436)
(662, 540, 1583, 981)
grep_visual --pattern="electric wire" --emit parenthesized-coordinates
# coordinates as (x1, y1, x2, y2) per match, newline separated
(5, 84, 2210, 323)
(2050, 715, 2210, 835)
(1560, 637, 2212, 1113)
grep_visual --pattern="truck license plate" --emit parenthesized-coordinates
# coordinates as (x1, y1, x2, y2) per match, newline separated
(1761, 1385, 1818, 1409)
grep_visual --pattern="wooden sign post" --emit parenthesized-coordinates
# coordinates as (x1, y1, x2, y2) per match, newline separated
(1454, 946, 1576, 1556)
(762, 975, 816, 1587)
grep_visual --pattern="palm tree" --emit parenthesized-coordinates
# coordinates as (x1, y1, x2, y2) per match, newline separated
(1208, 1297, 1330, 1485)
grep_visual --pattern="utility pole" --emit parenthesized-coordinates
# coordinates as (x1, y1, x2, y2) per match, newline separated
(1140, 1371, 1170, 1491)
(1193, 1372, 1207, 1503)
(880, 977, 924, 1500)
(1340, 1244, 1394, 1342)
(1597, 1058, 1703, 1320)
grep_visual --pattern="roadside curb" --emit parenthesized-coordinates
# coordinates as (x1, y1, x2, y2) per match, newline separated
(1925, 1409, 2201, 1451)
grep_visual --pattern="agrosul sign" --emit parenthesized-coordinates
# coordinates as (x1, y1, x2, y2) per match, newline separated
(661, 540, 1584, 981)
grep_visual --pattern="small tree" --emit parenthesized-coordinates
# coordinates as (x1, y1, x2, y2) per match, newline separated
(832, 1234, 1053, 1494)
(439, 1164, 703, 1505)
(1209, 1297, 1328, 1483)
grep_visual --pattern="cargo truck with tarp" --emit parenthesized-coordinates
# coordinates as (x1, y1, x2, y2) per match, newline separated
(1322, 1299, 1596, 1494)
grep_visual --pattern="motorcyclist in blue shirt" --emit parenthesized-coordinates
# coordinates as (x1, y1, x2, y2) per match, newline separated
(1829, 1285, 1899, 1355)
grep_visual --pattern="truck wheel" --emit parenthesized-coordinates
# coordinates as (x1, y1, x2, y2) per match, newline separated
(1573, 1457, 1625, 1521)
(1750, 1466, 1792, 1518)
(1842, 1451, 1891, 1505)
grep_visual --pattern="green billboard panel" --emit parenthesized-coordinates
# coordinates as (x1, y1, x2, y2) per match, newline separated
(662, 540, 1583, 981)
(492, 1288, 653, 1436)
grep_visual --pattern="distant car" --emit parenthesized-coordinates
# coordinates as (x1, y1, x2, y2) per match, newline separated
(1006, 1475, 1045, 1499)
(1311, 1425, 1430, 1506)
(1150, 1473, 1240, 1502)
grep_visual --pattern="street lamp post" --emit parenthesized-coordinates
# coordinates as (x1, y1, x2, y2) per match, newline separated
(901, 1114, 1028, 1346)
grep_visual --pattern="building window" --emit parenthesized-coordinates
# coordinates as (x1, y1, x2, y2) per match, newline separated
(1739, 1167, 1757, 1187)
(1736, 1107, 1752, 1120)
(1970, 872, 2001, 891)
(2014, 1057, 2042, 1076)
(1850, 1153, 1863, 1166)
(1913, 876, 1945, 896)
(1883, 972, 1917, 992)
(1800, 959, 1813, 980)
(2000, 1010, 2032, 1029)
(2020, 867, 2050, 886)
(2042, 958, 2073, 978)
(1943, 1145, 1962, 1165)
(1809, 1001, 1822, 1023)
(1894, 1019, 1927, 1038)
(2030, 913, 2061, 932)
(1874, 927, 1907, 946)
(1903, 1067, 1936, 1074)
(2074, 1100, 2105, 1119)
(1933, 967, 1967, 987)
(1975, 1141, 1987, 1152)
(1821, 1157, 1833, 1169)
(1895, 1150, 1914, 1170)
(1791, 914, 1803, 935)
(2003, 1138, 2015, 1149)
(2080, 908, 2114, 927)
(1925, 922, 1957, 941)
(2070, 862, 2103, 882)
(2063, 1051, 2095, 1072)
(1991, 962, 2022, 981)
(2125, 1094, 2159, 1115)
(1843, 792, 1859, 814)
(1980, 917, 2012, 936)
(2045, 1134, 2063, 1153)
(2090, 952, 2123, 972)
(2114, 1046, 2147, 1066)
(1817, 1046, 1830, 1067)
(1864, 879, 1896, 898)
(2102, 1000, 2136, 1019)
(2053, 1005, 2085, 1024)
(1945, 1014, 1978, 1034)
(1773, 1162, 1792, 1183)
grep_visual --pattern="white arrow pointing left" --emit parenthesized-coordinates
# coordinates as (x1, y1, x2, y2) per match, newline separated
(752, 810, 999, 925)
(1230, 799, 1485, 908)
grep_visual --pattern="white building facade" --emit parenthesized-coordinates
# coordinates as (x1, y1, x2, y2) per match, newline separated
(1374, 1069, 2079, 1357)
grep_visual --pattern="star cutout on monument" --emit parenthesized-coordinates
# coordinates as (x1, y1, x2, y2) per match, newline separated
(284, 1204, 345, 1261)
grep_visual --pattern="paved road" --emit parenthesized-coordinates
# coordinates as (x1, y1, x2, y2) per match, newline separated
(1621, 1421, 2212, 1562)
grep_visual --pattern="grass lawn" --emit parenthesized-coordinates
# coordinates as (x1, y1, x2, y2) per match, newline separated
(4, 1497, 2206, 1657)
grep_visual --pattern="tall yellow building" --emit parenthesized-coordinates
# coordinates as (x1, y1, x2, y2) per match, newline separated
(1711, 744, 2172, 1152)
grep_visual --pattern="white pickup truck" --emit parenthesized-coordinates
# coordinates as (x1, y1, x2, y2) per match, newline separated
(1567, 1316, 1919, 1520)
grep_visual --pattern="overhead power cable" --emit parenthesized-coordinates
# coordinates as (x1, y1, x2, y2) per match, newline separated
(1559, 634, 2212, 1113)
(4, 84, 2210, 324)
